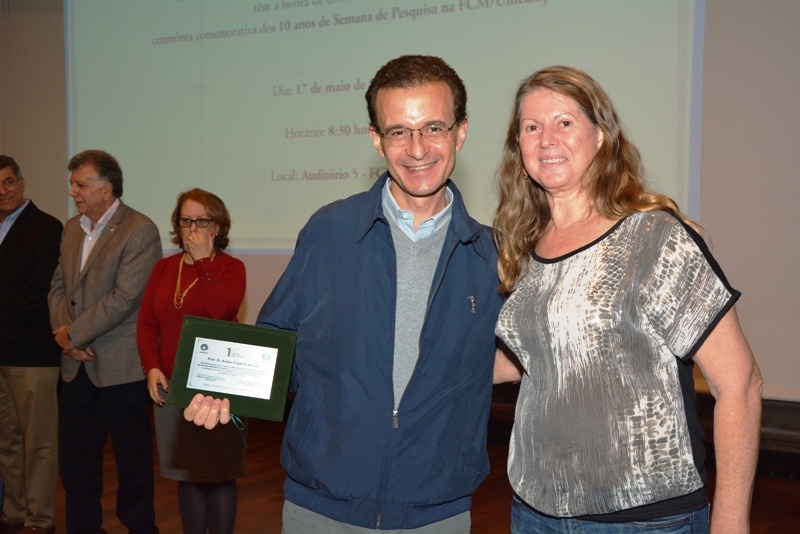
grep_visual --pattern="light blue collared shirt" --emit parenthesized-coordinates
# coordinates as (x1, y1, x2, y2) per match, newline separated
(381, 179, 453, 243)
(0, 199, 29, 245)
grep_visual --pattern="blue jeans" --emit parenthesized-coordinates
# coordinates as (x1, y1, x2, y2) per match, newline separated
(511, 494, 710, 533)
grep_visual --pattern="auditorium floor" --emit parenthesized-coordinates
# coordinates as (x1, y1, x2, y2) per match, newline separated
(54, 418, 800, 533)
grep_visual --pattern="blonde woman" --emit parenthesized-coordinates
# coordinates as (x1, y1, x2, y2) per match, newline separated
(493, 66, 762, 533)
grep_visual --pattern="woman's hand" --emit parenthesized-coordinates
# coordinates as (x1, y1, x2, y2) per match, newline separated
(147, 368, 169, 405)
(184, 226, 215, 263)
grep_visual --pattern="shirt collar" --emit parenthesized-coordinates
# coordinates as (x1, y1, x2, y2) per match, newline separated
(1, 198, 29, 226)
(80, 198, 120, 235)
(0, 199, 29, 244)
(381, 178, 453, 243)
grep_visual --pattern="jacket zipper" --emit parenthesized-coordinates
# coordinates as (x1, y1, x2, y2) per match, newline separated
(390, 237, 458, 433)
(376, 232, 464, 528)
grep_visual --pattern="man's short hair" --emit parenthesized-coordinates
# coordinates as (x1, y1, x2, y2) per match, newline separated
(0, 155, 22, 180)
(68, 150, 123, 198)
(365, 55, 467, 128)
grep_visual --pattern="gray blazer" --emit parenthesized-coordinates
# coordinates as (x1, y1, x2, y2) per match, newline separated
(49, 201, 161, 387)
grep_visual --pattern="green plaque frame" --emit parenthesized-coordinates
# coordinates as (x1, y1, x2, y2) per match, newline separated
(168, 315, 296, 421)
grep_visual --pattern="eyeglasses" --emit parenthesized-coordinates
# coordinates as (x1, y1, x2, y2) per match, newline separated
(178, 217, 214, 228)
(0, 177, 20, 190)
(378, 121, 458, 147)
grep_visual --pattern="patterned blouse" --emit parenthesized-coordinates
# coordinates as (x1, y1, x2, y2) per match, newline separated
(496, 210, 739, 518)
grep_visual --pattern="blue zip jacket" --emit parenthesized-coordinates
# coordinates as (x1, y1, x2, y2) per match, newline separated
(257, 174, 504, 529)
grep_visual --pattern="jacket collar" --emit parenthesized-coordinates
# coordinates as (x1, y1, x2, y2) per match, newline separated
(355, 173, 493, 261)
(0, 200, 37, 253)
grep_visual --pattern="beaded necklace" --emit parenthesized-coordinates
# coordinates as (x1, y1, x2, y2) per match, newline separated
(173, 252, 214, 309)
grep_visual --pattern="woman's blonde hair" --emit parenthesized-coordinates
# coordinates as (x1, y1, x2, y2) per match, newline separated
(493, 65, 697, 294)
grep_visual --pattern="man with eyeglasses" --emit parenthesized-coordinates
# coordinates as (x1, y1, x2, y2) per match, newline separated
(48, 150, 161, 534)
(0, 156, 63, 534)
(188, 55, 504, 533)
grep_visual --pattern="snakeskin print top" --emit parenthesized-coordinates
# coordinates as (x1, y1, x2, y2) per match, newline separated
(496, 210, 739, 518)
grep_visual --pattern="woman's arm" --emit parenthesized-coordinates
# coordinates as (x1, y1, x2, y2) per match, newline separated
(194, 254, 246, 320)
(693, 306, 763, 534)
(136, 260, 165, 376)
(494, 342, 523, 384)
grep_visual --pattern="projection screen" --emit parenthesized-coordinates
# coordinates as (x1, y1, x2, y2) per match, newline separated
(65, 0, 702, 250)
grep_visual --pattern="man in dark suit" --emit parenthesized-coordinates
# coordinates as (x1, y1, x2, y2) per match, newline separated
(0, 156, 62, 534)
(48, 150, 161, 534)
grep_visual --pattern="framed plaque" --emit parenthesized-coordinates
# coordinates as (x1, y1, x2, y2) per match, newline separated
(168, 315, 297, 421)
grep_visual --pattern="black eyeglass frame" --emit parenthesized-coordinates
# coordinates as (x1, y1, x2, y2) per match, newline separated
(177, 217, 214, 228)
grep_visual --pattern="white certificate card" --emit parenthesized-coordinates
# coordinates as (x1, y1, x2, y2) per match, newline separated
(186, 337, 278, 400)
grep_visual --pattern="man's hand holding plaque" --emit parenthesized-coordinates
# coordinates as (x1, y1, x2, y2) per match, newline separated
(184, 393, 231, 429)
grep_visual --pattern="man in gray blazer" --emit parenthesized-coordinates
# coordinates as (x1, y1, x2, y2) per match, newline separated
(48, 150, 161, 534)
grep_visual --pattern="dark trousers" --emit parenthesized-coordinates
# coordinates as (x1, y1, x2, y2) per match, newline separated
(59, 365, 158, 534)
